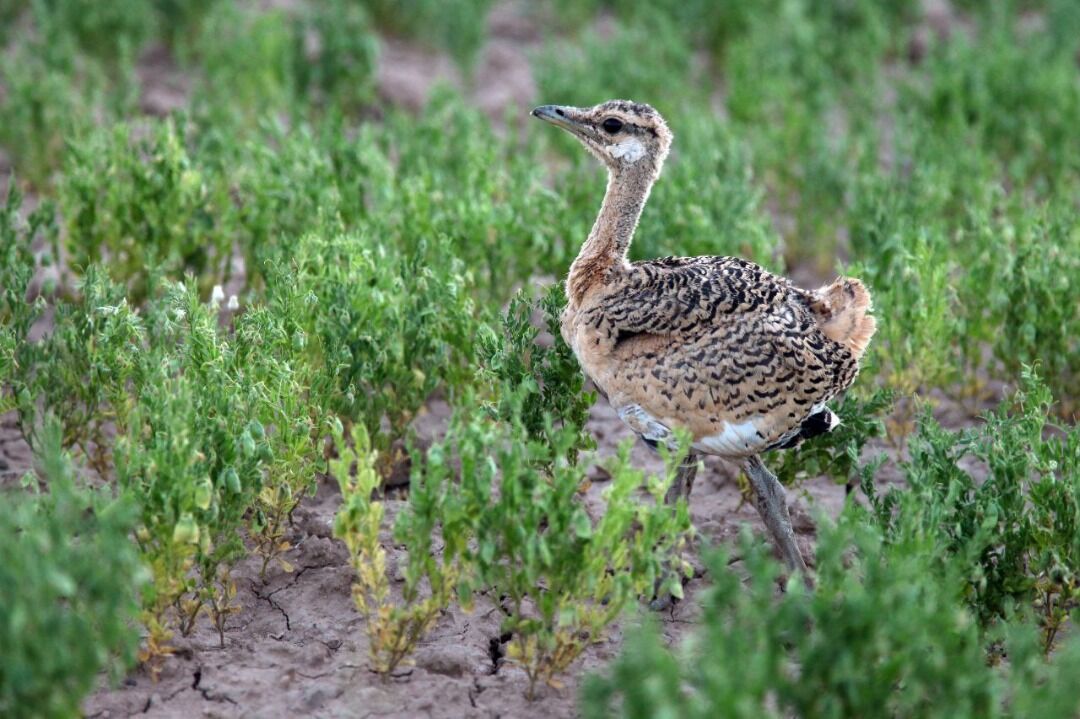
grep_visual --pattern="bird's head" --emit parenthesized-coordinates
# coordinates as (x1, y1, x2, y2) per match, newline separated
(532, 100, 672, 176)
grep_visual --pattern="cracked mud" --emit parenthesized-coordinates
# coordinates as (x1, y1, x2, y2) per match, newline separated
(67, 398, 862, 718)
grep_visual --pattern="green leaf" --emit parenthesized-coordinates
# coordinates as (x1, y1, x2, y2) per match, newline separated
(573, 509, 593, 539)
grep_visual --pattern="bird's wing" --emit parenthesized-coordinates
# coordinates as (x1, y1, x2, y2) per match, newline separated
(596, 256, 797, 337)
(583, 256, 860, 449)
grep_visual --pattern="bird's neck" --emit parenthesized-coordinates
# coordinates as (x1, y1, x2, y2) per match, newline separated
(567, 164, 657, 305)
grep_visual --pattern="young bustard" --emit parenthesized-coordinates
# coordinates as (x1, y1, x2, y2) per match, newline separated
(532, 100, 876, 591)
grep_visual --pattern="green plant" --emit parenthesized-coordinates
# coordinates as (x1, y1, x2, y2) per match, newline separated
(380, 91, 569, 299)
(153, 0, 221, 51)
(241, 263, 328, 579)
(191, 3, 296, 128)
(446, 391, 693, 698)
(716, 0, 899, 257)
(60, 118, 234, 298)
(332, 422, 468, 677)
(907, 8, 1080, 186)
(109, 277, 318, 665)
(19, 266, 144, 471)
(291, 232, 476, 469)
(582, 516, 1080, 719)
(861, 228, 960, 402)
(533, 13, 695, 120)
(0, 35, 97, 187)
(476, 284, 596, 463)
(992, 206, 1080, 411)
(864, 368, 1080, 635)
(0, 0, 29, 44)
(0, 420, 144, 719)
(845, 157, 980, 394)
(632, 115, 783, 268)
(34, 0, 153, 62)
(225, 120, 355, 282)
(293, 0, 379, 113)
(0, 185, 53, 418)
(361, 0, 493, 69)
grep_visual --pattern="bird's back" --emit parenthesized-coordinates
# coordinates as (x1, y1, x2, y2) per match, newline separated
(563, 255, 875, 457)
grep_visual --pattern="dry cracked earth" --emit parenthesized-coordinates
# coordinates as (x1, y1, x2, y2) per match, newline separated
(1, 394, 860, 719)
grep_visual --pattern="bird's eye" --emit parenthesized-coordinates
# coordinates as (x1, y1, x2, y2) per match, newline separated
(601, 117, 624, 134)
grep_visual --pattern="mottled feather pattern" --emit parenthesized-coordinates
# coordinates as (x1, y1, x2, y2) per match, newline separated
(565, 256, 868, 456)
(535, 98, 862, 576)
(536, 98, 875, 460)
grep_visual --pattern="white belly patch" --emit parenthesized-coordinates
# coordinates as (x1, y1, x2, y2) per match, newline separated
(617, 404, 768, 457)
(692, 419, 766, 457)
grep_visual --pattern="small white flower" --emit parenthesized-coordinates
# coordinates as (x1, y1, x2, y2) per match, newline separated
(227, 294, 239, 311)
(211, 285, 225, 307)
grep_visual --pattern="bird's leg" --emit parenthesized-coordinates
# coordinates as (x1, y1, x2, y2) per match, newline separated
(664, 452, 699, 506)
(650, 453, 699, 611)
(742, 455, 809, 580)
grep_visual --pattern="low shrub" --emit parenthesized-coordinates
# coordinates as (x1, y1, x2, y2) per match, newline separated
(361, 0, 493, 69)
(0, 36, 98, 188)
(60, 119, 234, 299)
(476, 285, 596, 463)
(290, 232, 476, 468)
(0, 421, 144, 719)
(865, 368, 1080, 640)
(332, 422, 470, 677)
(0, 186, 53, 420)
(582, 518, 1080, 718)
(441, 391, 693, 698)
(294, 0, 379, 112)
(33, 0, 153, 62)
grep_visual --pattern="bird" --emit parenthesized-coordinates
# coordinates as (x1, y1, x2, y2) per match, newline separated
(532, 100, 876, 596)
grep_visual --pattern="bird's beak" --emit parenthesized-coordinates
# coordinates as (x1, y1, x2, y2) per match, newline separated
(531, 105, 586, 136)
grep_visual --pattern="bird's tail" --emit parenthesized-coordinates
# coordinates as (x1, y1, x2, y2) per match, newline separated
(806, 278, 876, 360)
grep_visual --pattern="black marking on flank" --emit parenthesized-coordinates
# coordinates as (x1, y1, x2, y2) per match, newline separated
(614, 328, 643, 348)
(771, 408, 836, 451)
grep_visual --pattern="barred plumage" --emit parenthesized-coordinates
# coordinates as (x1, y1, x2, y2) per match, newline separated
(534, 99, 877, 590)
(565, 254, 873, 457)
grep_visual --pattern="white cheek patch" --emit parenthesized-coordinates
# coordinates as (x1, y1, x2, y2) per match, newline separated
(609, 137, 646, 163)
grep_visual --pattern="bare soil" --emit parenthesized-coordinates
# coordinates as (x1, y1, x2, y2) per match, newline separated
(1, 390, 865, 719)
(61, 395, 851, 719)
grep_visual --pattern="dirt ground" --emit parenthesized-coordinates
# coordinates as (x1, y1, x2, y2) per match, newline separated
(1, 379, 864, 719)
(47, 394, 846, 719)
(0, 374, 992, 718)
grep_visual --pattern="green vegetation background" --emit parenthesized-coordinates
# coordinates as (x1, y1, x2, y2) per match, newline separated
(1, 0, 1079, 716)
